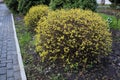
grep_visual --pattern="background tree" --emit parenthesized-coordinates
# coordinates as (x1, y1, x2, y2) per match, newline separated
(4, 0, 50, 14)
(4, 0, 19, 13)
(101, 0, 105, 5)
(50, 0, 97, 11)
(18, 0, 50, 14)
(109, 0, 120, 5)
(80, 0, 98, 11)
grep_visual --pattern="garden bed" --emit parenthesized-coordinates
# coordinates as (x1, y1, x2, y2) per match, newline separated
(15, 14, 120, 80)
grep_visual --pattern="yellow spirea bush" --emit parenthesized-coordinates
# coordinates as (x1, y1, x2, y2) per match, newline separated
(35, 9, 112, 68)
(24, 5, 49, 32)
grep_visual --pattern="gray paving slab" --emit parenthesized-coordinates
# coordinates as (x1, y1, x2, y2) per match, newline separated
(0, 3, 26, 80)
(7, 77, 15, 80)
(0, 74, 7, 80)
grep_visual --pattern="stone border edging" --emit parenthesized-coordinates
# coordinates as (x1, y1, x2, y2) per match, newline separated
(11, 14, 27, 80)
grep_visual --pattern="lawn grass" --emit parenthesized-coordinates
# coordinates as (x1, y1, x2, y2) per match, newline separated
(99, 13, 120, 29)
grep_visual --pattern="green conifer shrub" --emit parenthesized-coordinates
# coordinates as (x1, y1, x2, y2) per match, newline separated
(49, 0, 97, 11)
(4, 0, 19, 13)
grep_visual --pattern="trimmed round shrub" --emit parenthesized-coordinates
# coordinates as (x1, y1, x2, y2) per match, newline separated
(24, 5, 49, 32)
(35, 9, 112, 68)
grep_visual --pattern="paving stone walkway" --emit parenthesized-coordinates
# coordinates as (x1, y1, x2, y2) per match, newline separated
(0, 4, 26, 80)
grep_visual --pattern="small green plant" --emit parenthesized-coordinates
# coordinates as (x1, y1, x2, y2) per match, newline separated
(48, 73, 65, 80)
(106, 17, 113, 28)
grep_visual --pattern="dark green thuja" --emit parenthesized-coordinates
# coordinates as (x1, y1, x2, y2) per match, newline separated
(18, 0, 50, 14)
(80, 0, 98, 11)
(4, 0, 19, 13)
(50, 0, 97, 11)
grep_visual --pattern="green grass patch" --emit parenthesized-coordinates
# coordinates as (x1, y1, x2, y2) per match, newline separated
(99, 13, 120, 29)
(19, 32, 31, 47)
(14, 15, 31, 56)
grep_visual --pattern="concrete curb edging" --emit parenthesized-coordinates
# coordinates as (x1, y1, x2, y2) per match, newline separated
(11, 14, 27, 80)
